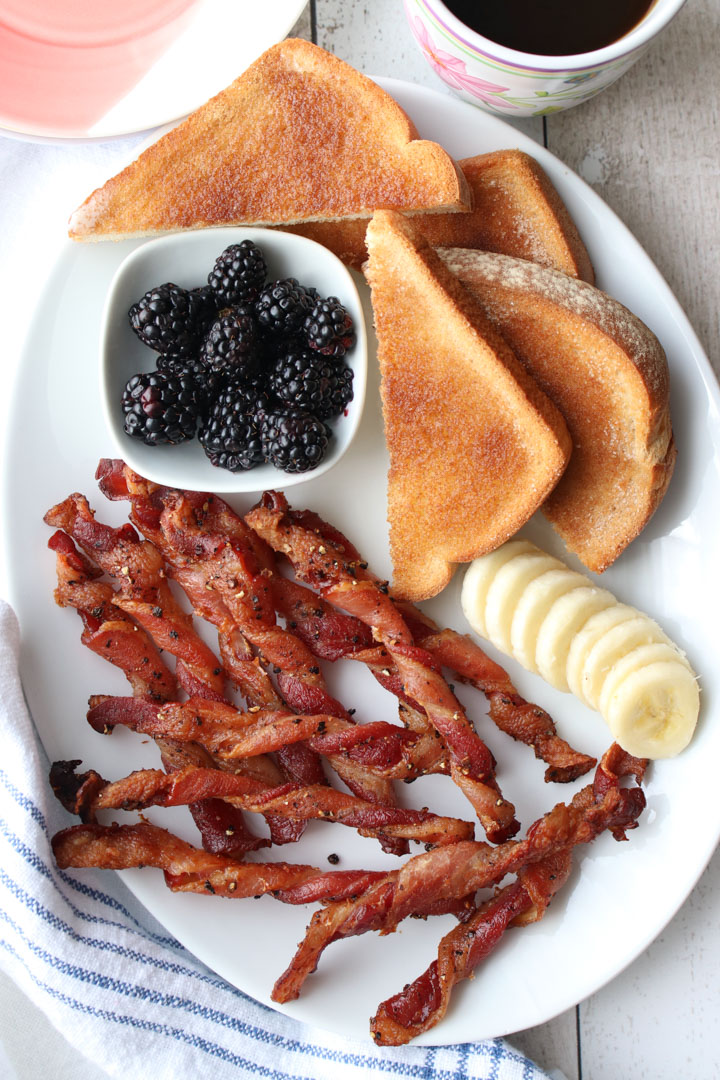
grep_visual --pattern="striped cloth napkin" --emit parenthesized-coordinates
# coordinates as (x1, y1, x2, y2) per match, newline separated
(0, 598, 556, 1080)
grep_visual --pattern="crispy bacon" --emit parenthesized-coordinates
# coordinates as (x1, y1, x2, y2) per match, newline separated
(44, 493, 227, 701)
(370, 850, 572, 1044)
(51, 821, 385, 903)
(96, 462, 317, 841)
(49, 760, 474, 847)
(270, 744, 646, 1003)
(48, 531, 177, 702)
(47, 517, 268, 855)
(102, 464, 409, 851)
(259, 499, 595, 784)
(86, 695, 422, 777)
(246, 492, 519, 843)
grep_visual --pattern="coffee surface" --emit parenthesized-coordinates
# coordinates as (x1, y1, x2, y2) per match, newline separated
(444, 0, 655, 56)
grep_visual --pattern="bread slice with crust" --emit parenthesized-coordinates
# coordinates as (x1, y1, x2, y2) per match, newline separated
(69, 39, 470, 242)
(437, 248, 675, 572)
(284, 149, 594, 282)
(365, 211, 571, 602)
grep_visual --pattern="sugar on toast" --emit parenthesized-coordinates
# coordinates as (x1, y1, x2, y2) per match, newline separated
(438, 248, 675, 573)
(69, 39, 470, 241)
(284, 149, 594, 282)
(365, 210, 571, 602)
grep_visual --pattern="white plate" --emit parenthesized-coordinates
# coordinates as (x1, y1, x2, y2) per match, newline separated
(0, 0, 307, 140)
(2, 78, 720, 1045)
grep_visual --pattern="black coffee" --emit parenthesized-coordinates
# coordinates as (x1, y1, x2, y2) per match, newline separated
(444, 0, 655, 56)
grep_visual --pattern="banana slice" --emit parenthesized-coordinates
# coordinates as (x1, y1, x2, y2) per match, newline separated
(598, 641, 693, 719)
(510, 569, 590, 674)
(534, 584, 616, 690)
(484, 552, 564, 654)
(579, 614, 671, 710)
(604, 660, 700, 759)
(461, 539, 537, 638)
(566, 604, 639, 701)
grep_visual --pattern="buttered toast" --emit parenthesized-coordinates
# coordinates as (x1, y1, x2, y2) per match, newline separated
(69, 39, 470, 241)
(365, 211, 571, 602)
(438, 248, 675, 572)
(284, 149, 594, 282)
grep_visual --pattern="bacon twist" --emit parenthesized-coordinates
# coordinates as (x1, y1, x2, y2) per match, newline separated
(51, 821, 386, 904)
(246, 492, 519, 843)
(46, 513, 270, 855)
(50, 760, 474, 848)
(270, 745, 646, 1004)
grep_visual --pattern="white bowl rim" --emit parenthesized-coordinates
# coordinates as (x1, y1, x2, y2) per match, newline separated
(413, 0, 688, 71)
(99, 226, 368, 494)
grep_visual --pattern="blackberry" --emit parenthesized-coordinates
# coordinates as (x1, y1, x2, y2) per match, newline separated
(155, 355, 222, 416)
(199, 378, 271, 472)
(255, 278, 314, 336)
(269, 348, 354, 419)
(304, 296, 356, 358)
(190, 285, 219, 335)
(208, 241, 267, 306)
(201, 306, 260, 379)
(121, 370, 205, 445)
(128, 283, 208, 356)
(262, 407, 330, 473)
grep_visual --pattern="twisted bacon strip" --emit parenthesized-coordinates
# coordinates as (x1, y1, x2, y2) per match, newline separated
(47, 530, 177, 702)
(51, 820, 386, 905)
(267, 503, 595, 784)
(270, 745, 646, 1004)
(86, 694, 422, 778)
(44, 493, 227, 701)
(370, 849, 572, 1044)
(246, 492, 519, 843)
(50, 760, 474, 848)
(98, 463, 411, 852)
(47, 522, 270, 855)
(96, 462, 319, 843)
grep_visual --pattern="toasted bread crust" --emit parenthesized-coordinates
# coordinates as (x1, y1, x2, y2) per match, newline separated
(285, 150, 594, 281)
(69, 39, 470, 241)
(438, 248, 675, 572)
(366, 211, 571, 601)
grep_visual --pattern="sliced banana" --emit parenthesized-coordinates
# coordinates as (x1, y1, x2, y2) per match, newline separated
(534, 584, 616, 690)
(484, 552, 564, 654)
(598, 642, 693, 719)
(510, 569, 591, 675)
(566, 604, 639, 701)
(604, 660, 700, 759)
(580, 614, 671, 710)
(461, 539, 537, 638)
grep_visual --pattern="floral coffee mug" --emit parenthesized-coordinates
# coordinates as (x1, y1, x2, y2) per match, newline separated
(403, 0, 687, 117)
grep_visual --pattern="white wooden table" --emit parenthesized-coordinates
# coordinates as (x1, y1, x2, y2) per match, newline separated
(0, 2, 717, 1077)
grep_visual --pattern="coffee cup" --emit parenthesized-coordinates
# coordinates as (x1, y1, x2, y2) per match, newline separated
(403, 0, 687, 117)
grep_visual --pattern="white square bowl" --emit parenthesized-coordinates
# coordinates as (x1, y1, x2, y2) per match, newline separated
(100, 226, 367, 492)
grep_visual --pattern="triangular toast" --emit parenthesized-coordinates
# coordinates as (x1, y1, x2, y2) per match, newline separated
(365, 211, 571, 602)
(286, 149, 594, 281)
(69, 39, 470, 241)
(438, 248, 675, 572)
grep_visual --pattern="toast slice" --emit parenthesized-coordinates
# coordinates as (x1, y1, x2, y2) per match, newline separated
(437, 248, 675, 572)
(284, 149, 594, 282)
(69, 39, 470, 242)
(365, 211, 571, 602)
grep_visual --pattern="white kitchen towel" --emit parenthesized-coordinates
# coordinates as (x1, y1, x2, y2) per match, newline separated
(0, 598, 553, 1080)
(0, 604, 557, 1075)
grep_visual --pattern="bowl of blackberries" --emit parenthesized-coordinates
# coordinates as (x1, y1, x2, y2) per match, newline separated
(100, 228, 367, 491)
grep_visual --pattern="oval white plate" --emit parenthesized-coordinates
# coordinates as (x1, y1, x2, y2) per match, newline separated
(101, 227, 367, 492)
(2, 78, 720, 1045)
